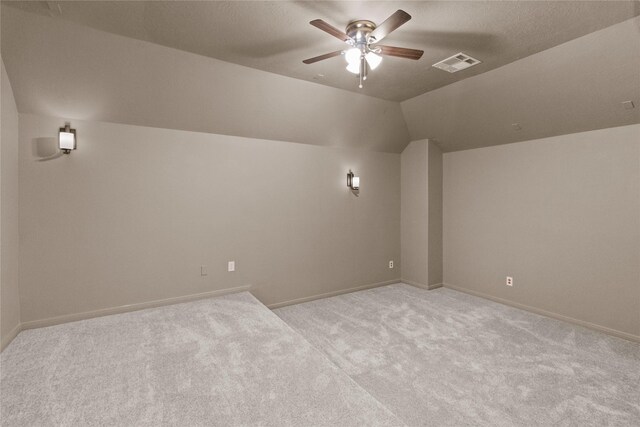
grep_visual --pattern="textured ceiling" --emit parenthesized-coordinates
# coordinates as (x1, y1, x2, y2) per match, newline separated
(5, 1, 640, 101)
(402, 16, 640, 151)
(3, 1, 639, 153)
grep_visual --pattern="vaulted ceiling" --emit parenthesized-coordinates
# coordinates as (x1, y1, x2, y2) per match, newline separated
(2, 1, 639, 152)
(5, 1, 639, 101)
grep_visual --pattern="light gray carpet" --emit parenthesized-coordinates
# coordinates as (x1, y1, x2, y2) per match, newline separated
(275, 284, 640, 426)
(0, 292, 401, 426)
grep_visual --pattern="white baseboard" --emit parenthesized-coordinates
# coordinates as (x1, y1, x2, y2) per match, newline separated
(5, 280, 402, 351)
(19, 285, 252, 332)
(401, 279, 444, 290)
(443, 283, 640, 344)
(267, 279, 400, 309)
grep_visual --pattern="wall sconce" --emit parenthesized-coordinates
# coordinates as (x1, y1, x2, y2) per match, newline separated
(59, 123, 77, 154)
(347, 170, 360, 190)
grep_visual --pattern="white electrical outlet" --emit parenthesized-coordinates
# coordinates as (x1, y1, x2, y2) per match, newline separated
(228, 261, 235, 272)
(200, 266, 207, 276)
(389, 260, 394, 269)
(506, 276, 513, 287)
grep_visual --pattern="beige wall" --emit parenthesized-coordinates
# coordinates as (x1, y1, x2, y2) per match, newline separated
(18, 114, 400, 324)
(427, 142, 443, 286)
(443, 125, 640, 340)
(1, 59, 21, 349)
(401, 140, 428, 286)
(400, 139, 443, 288)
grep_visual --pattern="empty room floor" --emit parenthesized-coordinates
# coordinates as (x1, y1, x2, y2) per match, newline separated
(1, 285, 638, 426)
(0, 292, 400, 426)
(275, 284, 640, 426)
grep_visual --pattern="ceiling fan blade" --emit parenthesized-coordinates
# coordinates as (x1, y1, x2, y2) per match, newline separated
(378, 45, 424, 60)
(303, 50, 343, 64)
(369, 10, 412, 42)
(309, 19, 351, 42)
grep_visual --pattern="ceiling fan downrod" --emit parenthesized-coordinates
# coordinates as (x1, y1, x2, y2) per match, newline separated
(347, 20, 375, 88)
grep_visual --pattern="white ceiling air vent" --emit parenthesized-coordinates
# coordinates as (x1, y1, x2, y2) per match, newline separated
(432, 53, 481, 73)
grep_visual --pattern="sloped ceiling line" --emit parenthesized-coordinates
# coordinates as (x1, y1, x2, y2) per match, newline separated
(400, 16, 640, 152)
(4, 0, 639, 102)
(2, 4, 639, 153)
(1, 6, 410, 153)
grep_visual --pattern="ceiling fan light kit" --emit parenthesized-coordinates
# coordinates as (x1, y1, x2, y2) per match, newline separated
(303, 10, 424, 88)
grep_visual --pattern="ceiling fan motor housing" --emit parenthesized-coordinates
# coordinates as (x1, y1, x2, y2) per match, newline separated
(346, 20, 377, 45)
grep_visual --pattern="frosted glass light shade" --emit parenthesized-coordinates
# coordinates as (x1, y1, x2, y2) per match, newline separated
(352, 176, 360, 190)
(347, 170, 360, 190)
(59, 131, 76, 152)
(344, 48, 361, 65)
(346, 62, 360, 74)
(365, 52, 382, 70)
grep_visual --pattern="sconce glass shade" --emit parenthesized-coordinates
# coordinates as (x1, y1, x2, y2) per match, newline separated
(59, 132, 75, 150)
(352, 176, 360, 190)
(347, 170, 360, 190)
(59, 125, 76, 153)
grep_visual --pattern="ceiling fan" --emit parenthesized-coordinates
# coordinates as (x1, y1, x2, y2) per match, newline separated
(303, 10, 424, 88)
